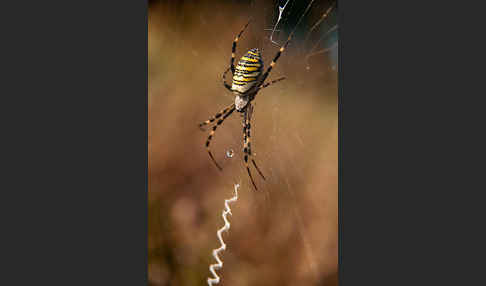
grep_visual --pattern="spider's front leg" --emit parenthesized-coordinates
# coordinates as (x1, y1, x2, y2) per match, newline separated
(222, 67, 232, 92)
(222, 21, 251, 91)
(230, 21, 251, 74)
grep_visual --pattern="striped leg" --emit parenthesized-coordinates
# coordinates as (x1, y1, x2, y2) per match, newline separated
(243, 105, 265, 190)
(230, 20, 251, 75)
(205, 106, 236, 171)
(222, 67, 232, 91)
(257, 0, 317, 87)
(258, 32, 293, 87)
(259, 77, 286, 90)
(243, 109, 257, 190)
(246, 104, 265, 181)
(198, 103, 235, 130)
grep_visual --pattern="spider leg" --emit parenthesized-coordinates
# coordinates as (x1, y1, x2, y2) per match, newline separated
(205, 106, 236, 171)
(246, 104, 266, 180)
(259, 77, 286, 90)
(222, 20, 251, 92)
(222, 67, 232, 92)
(198, 103, 235, 130)
(257, 29, 293, 87)
(242, 104, 265, 190)
(230, 20, 251, 75)
(243, 108, 258, 190)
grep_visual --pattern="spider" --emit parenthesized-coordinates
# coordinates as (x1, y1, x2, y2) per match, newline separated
(198, 21, 292, 190)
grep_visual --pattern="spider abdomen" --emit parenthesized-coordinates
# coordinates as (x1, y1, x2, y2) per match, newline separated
(232, 48, 263, 95)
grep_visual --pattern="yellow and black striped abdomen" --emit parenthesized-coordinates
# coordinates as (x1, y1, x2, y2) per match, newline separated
(232, 48, 263, 94)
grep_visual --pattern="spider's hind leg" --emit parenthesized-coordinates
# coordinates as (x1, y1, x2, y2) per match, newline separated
(246, 105, 266, 180)
(243, 104, 265, 190)
(198, 103, 235, 131)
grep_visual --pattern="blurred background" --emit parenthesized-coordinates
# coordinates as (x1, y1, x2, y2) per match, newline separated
(149, 0, 338, 285)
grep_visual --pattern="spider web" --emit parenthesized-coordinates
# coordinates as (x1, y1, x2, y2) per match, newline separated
(253, 0, 338, 70)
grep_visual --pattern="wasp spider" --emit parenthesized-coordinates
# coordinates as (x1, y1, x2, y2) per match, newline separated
(199, 21, 291, 190)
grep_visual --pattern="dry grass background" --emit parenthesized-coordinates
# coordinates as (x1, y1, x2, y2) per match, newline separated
(149, 1, 338, 285)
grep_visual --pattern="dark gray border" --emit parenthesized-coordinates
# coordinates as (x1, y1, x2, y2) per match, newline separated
(0, 1, 148, 284)
(3, 0, 481, 284)
(339, 0, 486, 284)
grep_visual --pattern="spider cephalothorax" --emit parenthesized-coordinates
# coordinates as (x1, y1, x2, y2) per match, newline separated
(198, 21, 291, 190)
